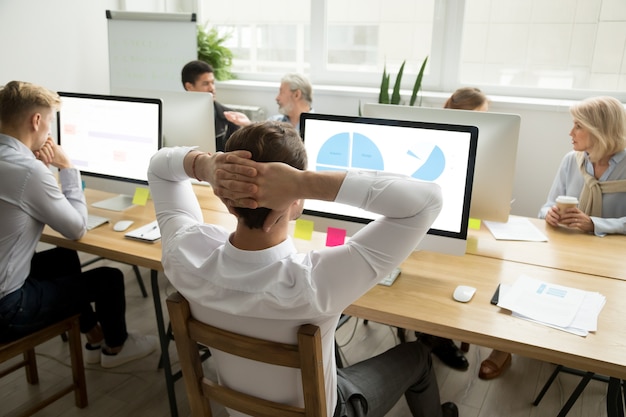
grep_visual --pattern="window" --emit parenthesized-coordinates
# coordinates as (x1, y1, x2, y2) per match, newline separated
(196, 0, 625, 99)
(461, 0, 626, 97)
(200, 0, 434, 88)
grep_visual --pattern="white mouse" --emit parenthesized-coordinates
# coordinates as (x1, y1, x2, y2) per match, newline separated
(453, 285, 476, 303)
(113, 220, 134, 232)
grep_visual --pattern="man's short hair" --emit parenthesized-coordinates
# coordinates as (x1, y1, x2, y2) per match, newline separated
(0, 80, 61, 128)
(281, 73, 313, 106)
(181, 60, 214, 88)
(225, 121, 308, 229)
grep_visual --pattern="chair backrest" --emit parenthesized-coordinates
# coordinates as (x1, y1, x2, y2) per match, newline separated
(0, 314, 88, 415)
(166, 291, 327, 417)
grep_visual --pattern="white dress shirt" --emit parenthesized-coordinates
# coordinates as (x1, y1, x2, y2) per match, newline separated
(148, 146, 442, 417)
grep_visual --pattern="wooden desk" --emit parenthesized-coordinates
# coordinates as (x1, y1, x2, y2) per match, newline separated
(41, 189, 626, 415)
(467, 215, 626, 280)
(41, 189, 163, 271)
(344, 250, 626, 379)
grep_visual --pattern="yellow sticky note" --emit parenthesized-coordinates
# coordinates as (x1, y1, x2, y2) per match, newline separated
(132, 187, 150, 206)
(468, 218, 481, 230)
(294, 219, 314, 240)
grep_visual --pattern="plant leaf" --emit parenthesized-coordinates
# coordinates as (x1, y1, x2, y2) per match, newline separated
(391, 60, 405, 105)
(410, 56, 428, 106)
(379, 65, 390, 104)
(196, 23, 235, 80)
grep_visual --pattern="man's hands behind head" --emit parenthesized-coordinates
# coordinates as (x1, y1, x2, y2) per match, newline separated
(212, 152, 302, 213)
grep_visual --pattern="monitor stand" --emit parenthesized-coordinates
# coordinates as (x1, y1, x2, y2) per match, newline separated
(91, 194, 135, 211)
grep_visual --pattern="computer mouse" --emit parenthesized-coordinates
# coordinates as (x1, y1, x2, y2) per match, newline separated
(453, 285, 476, 303)
(113, 220, 134, 232)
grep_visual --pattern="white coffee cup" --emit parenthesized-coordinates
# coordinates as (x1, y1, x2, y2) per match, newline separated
(556, 195, 578, 212)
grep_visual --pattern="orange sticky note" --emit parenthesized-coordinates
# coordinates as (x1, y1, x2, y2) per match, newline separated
(326, 227, 346, 247)
(468, 218, 481, 229)
(132, 187, 150, 206)
(294, 219, 314, 240)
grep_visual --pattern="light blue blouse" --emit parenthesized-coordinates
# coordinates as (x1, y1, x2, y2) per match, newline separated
(538, 149, 626, 236)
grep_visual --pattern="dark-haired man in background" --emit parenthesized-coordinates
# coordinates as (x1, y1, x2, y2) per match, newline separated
(181, 60, 240, 151)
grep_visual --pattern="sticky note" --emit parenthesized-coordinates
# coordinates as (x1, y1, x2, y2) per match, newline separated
(468, 218, 481, 230)
(326, 227, 346, 247)
(294, 219, 314, 240)
(81, 180, 86, 190)
(132, 187, 150, 206)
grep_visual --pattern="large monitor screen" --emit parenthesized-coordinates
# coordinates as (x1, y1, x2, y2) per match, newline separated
(110, 87, 216, 154)
(57, 92, 162, 210)
(300, 113, 478, 256)
(363, 103, 521, 222)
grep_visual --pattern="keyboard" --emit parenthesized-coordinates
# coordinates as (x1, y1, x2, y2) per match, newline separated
(378, 268, 401, 286)
(87, 214, 109, 230)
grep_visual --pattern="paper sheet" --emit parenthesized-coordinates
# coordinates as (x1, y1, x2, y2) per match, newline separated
(484, 217, 548, 241)
(497, 277, 606, 336)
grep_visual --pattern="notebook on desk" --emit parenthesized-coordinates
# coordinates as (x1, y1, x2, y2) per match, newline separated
(124, 220, 161, 243)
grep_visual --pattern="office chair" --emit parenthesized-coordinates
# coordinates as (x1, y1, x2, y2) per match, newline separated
(533, 364, 625, 417)
(166, 292, 327, 417)
(0, 314, 88, 416)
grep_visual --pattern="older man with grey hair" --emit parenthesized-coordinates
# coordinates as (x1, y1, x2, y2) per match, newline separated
(225, 73, 313, 133)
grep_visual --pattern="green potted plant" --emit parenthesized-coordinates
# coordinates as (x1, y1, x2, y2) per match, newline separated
(379, 56, 429, 106)
(197, 23, 235, 81)
(359, 56, 428, 115)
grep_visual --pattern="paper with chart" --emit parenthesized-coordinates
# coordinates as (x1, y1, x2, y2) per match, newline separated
(497, 275, 605, 336)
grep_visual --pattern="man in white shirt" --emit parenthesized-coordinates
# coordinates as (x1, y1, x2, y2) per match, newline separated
(148, 121, 458, 417)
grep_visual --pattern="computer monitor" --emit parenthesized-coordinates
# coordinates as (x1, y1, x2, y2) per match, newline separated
(362, 103, 521, 222)
(300, 113, 478, 256)
(110, 87, 216, 154)
(57, 92, 162, 211)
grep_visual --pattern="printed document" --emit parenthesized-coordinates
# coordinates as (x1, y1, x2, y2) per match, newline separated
(497, 275, 605, 336)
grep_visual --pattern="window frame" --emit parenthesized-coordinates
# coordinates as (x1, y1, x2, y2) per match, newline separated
(194, 0, 625, 101)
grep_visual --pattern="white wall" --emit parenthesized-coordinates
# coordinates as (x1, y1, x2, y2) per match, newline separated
(0, 0, 577, 219)
(0, 0, 117, 94)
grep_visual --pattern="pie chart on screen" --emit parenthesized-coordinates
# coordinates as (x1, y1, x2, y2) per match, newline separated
(315, 132, 384, 171)
(408, 146, 445, 181)
(314, 131, 445, 181)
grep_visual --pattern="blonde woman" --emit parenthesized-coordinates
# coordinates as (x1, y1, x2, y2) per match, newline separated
(480, 96, 626, 380)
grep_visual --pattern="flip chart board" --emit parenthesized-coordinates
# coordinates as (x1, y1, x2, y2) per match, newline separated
(106, 10, 197, 92)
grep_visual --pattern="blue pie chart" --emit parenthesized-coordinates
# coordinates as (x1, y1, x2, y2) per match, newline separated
(408, 146, 445, 181)
(314, 131, 445, 181)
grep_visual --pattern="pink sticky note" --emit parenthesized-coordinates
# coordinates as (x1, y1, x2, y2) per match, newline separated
(326, 227, 346, 247)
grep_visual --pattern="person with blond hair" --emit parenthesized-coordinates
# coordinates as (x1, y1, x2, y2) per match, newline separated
(478, 96, 626, 381)
(0, 81, 157, 368)
(540, 95, 626, 234)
